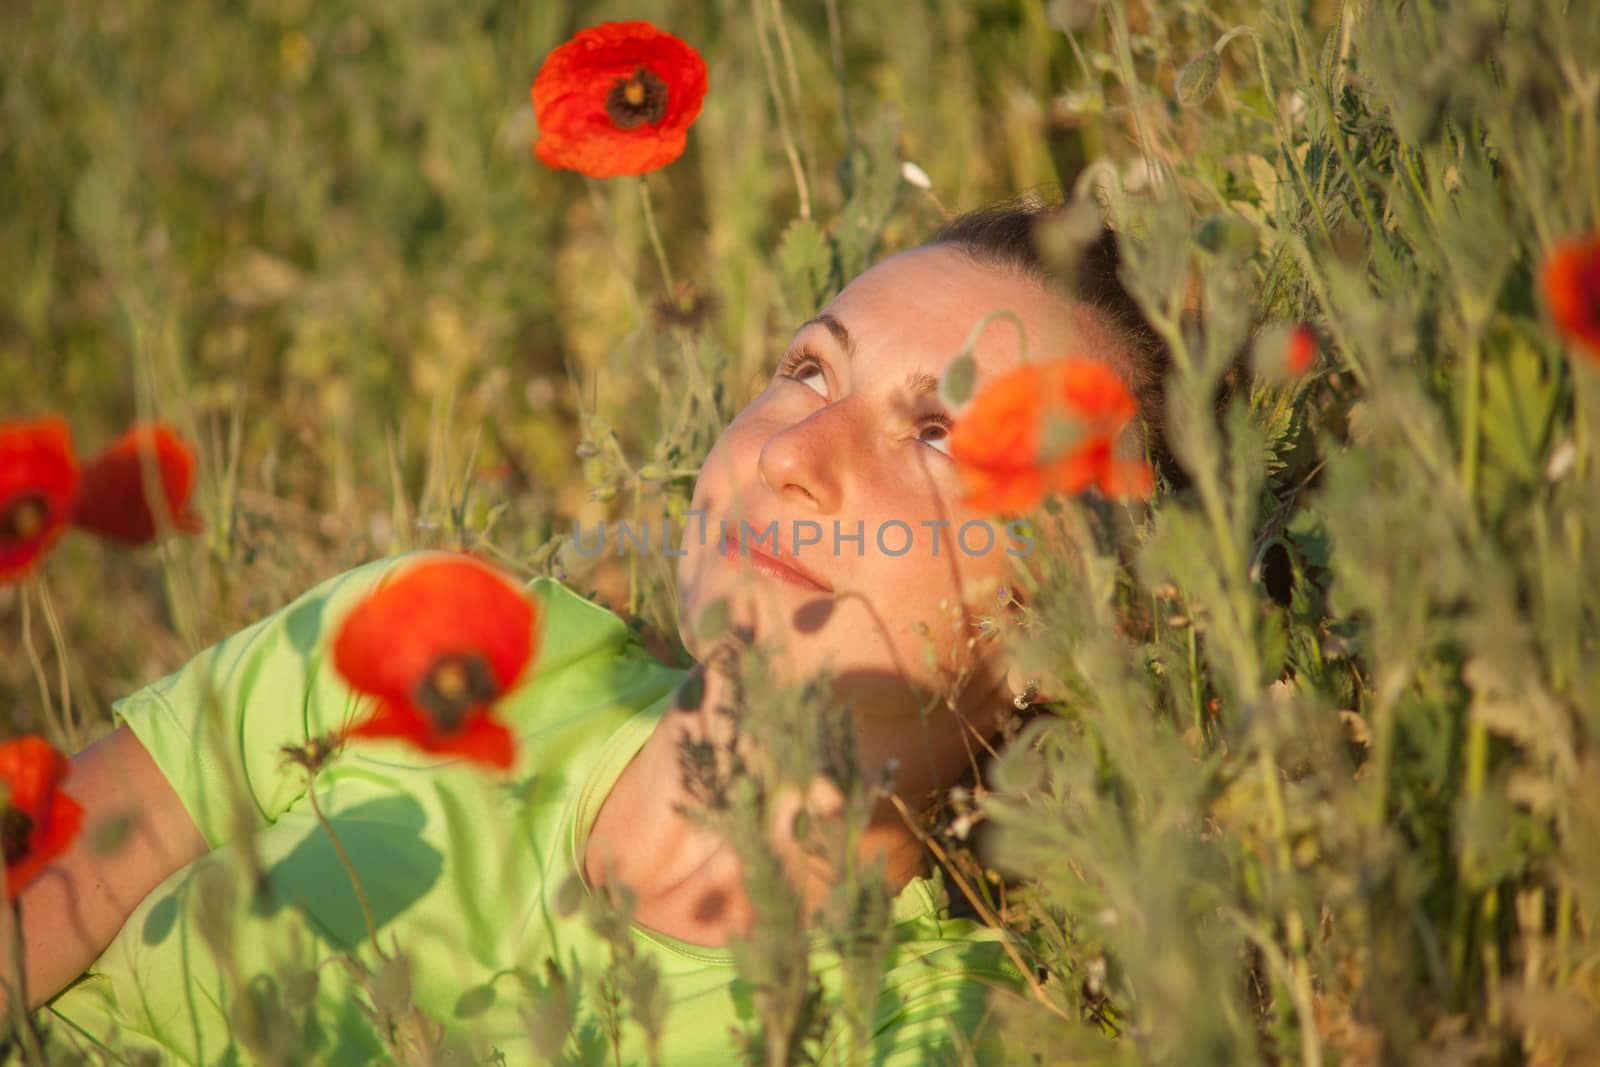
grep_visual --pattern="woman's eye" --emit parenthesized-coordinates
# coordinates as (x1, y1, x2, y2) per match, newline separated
(796, 367, 827, 397)
(919, 418, 953, 455)
(777, 352, 829, 399)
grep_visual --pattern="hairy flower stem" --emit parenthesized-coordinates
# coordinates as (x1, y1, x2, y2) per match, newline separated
(5, 898, 46, 1066)
(1257, 748, 1322, 1067)
(822, 0, 852, 145)
(17, 586, 61, 750)
(637, 178, 676, 295)
(752, 0, 812, 220)
(36, 578, 79, 752)
(1460, 331, 1484, 505)
(1449, 715, 1491, 997)
(303, 772, 385, 961)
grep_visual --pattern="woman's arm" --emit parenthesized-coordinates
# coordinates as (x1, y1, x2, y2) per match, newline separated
(1, 725, 209, 1015)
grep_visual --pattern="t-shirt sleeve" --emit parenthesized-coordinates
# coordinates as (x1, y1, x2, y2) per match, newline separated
(111, 553, 425, 849)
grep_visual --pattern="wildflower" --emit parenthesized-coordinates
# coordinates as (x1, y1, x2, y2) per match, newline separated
(950, 358, 1153, 513)
(73, 423, 202, 544)
(2, 735, 85, 899)
(531, 20, 708, 178)
(0, 415, 79, 582)
(1542, 233, 1600, 361)
(1285, 325, 1318, 375)
(1253, 322, 1319, 380)
(333, 556, 540, 770)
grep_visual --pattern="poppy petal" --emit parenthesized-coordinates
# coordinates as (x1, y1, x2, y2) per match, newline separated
(1542, 234, 1600, 361)
(73, 423, 201, 545)
(1057, 358, 1138, 425)
(1, 735, 85, 899)
(333, 556, 538, 707)
(0, 415, 79, 582)
(343, 701, 517, 771)
(952, 357, 1150, 512)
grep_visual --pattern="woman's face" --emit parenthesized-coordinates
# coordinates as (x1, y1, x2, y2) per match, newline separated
(675, 245, 1121, 724)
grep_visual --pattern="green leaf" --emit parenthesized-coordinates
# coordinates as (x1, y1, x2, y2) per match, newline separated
(776, 218, 832, 317)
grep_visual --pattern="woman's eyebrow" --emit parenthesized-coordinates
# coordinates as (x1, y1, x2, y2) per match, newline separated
(796, 314, 944, 399)
(796, 312, 856, 358)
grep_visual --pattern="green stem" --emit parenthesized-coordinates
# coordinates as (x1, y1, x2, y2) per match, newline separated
(959, 308, 1031, 364)
(1459, 329, 1484, 506)
(1188, 621, 1203, 736)
(17, 585, 61, 749)
(1481, 889, 1502, 1026)
(1448, 714, 1490, 996)
(1555, 885, 1574, 983)
(822, 0, 853, 145)
(637, 178, 676, 295)
(35, 578, 80, 752)
(752, 0, 812, 220)
(304, 774, 385, 960)
(767, 0, 815, 197)
(1255, 749, 1323, 1067)
(1364, 663, 1413, 830)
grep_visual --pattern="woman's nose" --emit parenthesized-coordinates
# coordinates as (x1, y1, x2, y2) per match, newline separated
(756, 405, 845, 514)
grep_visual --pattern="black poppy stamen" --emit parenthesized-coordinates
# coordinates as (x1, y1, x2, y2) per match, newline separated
(0, 492, 49, 545)
(412, 652, 500, 734)
(605, 66, 669, 129)
(2, 805, 35, 866)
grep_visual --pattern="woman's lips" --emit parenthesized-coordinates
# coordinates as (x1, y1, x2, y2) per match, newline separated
(720, 533, 832, 593)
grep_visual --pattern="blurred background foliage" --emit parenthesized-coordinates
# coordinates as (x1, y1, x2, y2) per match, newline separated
(7, 0, 1600, 1063)
(0, 0, 1093, 727)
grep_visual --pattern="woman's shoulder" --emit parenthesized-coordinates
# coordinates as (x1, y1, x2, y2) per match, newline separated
(264, 551, 667, 665)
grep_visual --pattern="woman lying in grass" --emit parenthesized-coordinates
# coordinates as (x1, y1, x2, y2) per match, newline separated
(5, 200, 1171, 1065)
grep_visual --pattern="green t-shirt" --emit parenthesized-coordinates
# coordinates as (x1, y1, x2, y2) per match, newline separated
(44, 553, 1026, 1065)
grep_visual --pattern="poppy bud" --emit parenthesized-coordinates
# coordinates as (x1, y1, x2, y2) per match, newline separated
(1176, 50, 1222, 107)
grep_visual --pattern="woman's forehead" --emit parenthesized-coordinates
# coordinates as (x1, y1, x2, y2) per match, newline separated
(803, 245, 1090, 377)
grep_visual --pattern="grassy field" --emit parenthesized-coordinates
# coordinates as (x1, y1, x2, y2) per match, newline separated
(5, 0, 1600, 1063)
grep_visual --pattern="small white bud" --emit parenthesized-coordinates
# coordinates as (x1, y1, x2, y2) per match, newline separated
(899, 161, 934, 190)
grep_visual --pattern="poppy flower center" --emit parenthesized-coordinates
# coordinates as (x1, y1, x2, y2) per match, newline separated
(412, 652, 500, 734)
(1, 492, 50, 545)
(1, 806, 34, 866)
(605, 67, 669, 129)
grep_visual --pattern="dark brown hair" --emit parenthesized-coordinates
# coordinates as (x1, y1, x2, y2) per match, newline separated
(923, 198, 1182, 488)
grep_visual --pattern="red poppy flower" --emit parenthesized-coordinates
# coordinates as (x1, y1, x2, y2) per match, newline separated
(950, 357, 1154, 514)
(1285, 325, 1318, 375)
(531, 20, 708, 178)
(333, 556, 540, 770)
(1, 735, 85, 899)
(73, 422, 202, 545)
(0, 415, 80, 583)
(1542, 233, 1600, 362)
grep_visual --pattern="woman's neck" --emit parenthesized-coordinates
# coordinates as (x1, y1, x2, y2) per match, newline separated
(582, 655, 979, 946)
